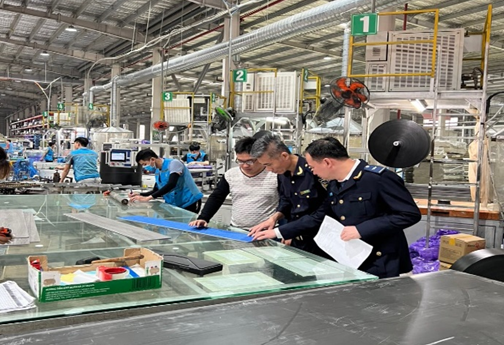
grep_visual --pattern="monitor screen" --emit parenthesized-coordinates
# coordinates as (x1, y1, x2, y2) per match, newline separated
(111, 152, 126, 161)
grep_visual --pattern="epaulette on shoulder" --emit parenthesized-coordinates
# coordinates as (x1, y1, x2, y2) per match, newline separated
(363, 165, 386, 174)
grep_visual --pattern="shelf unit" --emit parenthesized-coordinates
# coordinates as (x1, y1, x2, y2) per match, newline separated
(9, 114, 54, 137)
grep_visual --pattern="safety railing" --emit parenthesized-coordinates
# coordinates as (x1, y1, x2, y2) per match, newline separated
(299, 68, 321, 114)
(462, 5, 492, 71)
(347, 9, 440, 79)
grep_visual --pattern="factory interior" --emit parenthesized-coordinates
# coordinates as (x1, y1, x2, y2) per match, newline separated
(1, 0, 504, 344)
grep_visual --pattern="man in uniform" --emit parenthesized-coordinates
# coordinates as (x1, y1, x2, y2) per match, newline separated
(304, 137, 421, 278)
(59, 137, 101, 183)
(248, 132, 327, 256)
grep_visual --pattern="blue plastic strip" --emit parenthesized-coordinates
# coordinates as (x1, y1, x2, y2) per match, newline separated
(120, 216, 253, 243)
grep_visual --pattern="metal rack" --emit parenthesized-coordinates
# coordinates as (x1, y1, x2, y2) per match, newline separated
(344, 6, 494, 239)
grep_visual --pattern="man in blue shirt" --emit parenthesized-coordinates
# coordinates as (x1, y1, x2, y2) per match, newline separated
(181, 142, 209, 165)
(130, 149, 203, 212)
(59, 137, 101, 183)
(40, 142, 55, 162)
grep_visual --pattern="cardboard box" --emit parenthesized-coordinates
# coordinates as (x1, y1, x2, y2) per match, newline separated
(438, 234, 485, 264)
(27, 248, 163, 302)
(439, 261, 452, 271)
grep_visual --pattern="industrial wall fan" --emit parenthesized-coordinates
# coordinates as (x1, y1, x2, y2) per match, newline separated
(312, 77, 370, 126)
(153, 120, 169, 131)
(211, 107, 235, 133)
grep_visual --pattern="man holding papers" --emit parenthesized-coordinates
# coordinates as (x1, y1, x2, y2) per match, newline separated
(304, 137, 421, 278)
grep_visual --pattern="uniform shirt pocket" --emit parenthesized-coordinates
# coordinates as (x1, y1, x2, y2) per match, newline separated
(348, 192, 372, 216)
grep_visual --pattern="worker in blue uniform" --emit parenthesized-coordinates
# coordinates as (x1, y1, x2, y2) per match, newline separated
(303, 137, 421, 278)
(248, 132, 328, 256)
(181, 142, 209, 165)
(40, 142, 55, 162)
(130, 149, 203, 213)
(59, 137, 101, 183)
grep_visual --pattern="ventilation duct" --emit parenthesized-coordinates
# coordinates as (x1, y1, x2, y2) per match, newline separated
(89, 0, 408, 98)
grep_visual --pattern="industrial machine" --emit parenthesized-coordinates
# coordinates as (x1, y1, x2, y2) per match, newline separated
(100, 148, 142, 185)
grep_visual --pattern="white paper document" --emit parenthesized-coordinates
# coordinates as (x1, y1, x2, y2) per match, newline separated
(314, 216, 373, 269)
(0, 281, 36, 313)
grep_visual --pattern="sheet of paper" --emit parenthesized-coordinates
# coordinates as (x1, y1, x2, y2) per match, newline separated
(314, 216, 373, 269)
(0, 281, 36, 313)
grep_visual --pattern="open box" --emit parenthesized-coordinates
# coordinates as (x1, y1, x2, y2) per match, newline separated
(27, 248, 163, 302)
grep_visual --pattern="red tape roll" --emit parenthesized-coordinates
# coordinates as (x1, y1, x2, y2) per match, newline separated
(97, 266, 128, 281)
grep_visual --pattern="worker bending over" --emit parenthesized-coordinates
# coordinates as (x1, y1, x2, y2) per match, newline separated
(131, 149, 203, 213)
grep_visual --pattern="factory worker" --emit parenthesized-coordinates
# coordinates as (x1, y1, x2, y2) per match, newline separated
(59, 137, 101, 183)
(248, 132, 328, 256)
(181, 142, 209, 165)
(303, 137, 421, 278)
(40, 142, 55, 162)
(189, 136, 279, 230)
(131, 149, 203, 213)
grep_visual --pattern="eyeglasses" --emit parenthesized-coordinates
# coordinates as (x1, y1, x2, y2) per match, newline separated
(235, 158, 256, 166)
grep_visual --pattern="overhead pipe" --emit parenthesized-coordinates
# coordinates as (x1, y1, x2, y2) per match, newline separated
(87, 0, 409, 100)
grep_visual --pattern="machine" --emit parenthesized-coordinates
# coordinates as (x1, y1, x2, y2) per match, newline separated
(100, 148, 142, 185)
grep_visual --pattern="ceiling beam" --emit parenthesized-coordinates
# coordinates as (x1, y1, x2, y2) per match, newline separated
(1, 4, 147, 42)
(7, 14, 21, 39)
(0, 57, 81, 78)
(441, 1, 501, 22)
(120, 0, 163, 27)
(0, 37, 105, 62)
(97, 0, 130, 23)
(185, 0, 227, 10)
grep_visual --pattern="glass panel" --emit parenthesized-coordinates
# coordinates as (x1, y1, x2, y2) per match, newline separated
(0, 194, 376, 324)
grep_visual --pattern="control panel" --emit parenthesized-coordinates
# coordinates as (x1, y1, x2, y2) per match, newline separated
(107, 149, 134, 168)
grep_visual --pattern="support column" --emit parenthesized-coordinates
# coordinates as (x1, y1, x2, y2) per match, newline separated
(40, 101, 47, 112)
(111, 64, 121, 127)
(84, 75, 92, 107)
(150, 47, 163, 143)
(50, 94, 58, 112)
(221, 11, 240, 98)
(64, 85, 73, 104)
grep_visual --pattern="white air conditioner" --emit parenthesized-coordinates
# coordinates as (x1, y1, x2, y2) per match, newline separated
(240, 72, 297, 113)
(241, 73, 255, 112)
(364, 29, 464, 92)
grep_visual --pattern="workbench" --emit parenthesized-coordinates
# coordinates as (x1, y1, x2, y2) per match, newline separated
(1, 271, 502, 344)
(0, 194, 375, 335)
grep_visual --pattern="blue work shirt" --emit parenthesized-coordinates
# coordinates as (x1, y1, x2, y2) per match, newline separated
(155, 158, 203, 208)
(45, 147, 54, 162)
(184, 150, 207, 163)
(65, 148, 100, 182)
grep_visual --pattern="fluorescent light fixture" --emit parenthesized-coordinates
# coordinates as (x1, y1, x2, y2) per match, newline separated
(40, 51, 50, 56)
(323, 56, 332, 60)
(65, 25, 77, 32)
(338, 23, 348, 28)
(24, 68, 32, 72)
(325, 84, 331, 87)
(410, 99, 427, 113)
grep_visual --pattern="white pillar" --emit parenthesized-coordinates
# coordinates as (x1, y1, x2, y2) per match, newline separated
(50, 94, 58, 112)
(64, 85, 73, 104)
(221, 11, 240, 98)
(84, 75, 92, 107)
(111, 64, 121, 127)
(150, 47, 163, 142)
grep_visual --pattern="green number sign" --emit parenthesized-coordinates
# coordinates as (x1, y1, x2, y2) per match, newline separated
(233, 69, 247, 83)
(42, 111, 48, 118)
(163, 91, 173, 102)
(57, 102, 65, 111)
(303, 69, 309, 82)
(351, 13, 378, 36)
(88, 103, 94, 110)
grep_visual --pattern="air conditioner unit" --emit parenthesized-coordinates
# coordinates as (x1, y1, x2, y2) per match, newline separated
(364, 29, 464, 92)
(241, 73, 255, 112)
(365, 32, 388, 62)
(240, 72, 297, 113)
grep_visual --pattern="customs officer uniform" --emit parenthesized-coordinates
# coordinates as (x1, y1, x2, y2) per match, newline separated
(274, 155, 328, 255)
(309, 160, 421, 278)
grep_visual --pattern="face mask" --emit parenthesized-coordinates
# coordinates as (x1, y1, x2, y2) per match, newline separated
(144, 165, 156, 173)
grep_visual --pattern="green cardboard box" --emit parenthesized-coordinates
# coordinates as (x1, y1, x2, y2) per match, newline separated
(27, 248, 163, 302)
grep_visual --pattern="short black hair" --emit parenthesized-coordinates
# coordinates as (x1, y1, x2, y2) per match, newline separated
(305, 137, 349, 160)
(136, 149, 159, 163)
(74, 137, 89, 147)
(49, 142, 55, 147)
(0, 147, 10, 179)
(189, 142, 200, 151)
(250, 132, 290, 158)
(234, 137, 256, 154)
